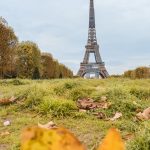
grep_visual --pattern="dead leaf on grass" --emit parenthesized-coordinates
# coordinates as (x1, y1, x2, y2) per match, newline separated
(0, 131, 10, 137)
(0, 96, 17, 105)
(79, 109, 87, 113)
(109, 112, 122, 121)
(136, 107, 150, 120)
(38, 121, 57, 129)
(77, 98, 110, 110)
(123, 133, 135, 141)
(93, 112, 106, 119)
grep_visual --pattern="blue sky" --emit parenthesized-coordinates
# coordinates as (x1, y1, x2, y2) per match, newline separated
(0, 0, 150, 75)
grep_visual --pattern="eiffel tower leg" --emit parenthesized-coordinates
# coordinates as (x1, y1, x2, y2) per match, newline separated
(83, 51, 89, 63)
(95, 47, 102, 63)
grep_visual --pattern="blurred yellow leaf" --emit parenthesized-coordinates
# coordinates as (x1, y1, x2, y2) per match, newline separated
(21, 126, 86, 150)
(97, 128, 125, 150)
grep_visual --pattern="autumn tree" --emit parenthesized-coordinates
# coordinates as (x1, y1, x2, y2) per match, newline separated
(41, 52, 73, 79)
(134, 67, 150, 79)
(41, 53, 55, 79)
(53, 60, 60, 78)
(32, 67, 40, 79)
(16, 41, 41, 78)
(124, 66, 150, 79)
(0, 18, 18, 78)
(0, 18, 73, 79)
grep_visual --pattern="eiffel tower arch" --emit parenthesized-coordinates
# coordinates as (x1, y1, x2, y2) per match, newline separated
(77, 0, 109, 79)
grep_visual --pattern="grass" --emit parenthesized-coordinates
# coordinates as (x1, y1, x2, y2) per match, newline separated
(0, 78, 150, 150)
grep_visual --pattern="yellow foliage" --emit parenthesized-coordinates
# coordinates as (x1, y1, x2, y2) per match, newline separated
(21, 127, 86, 150)
(21, 127, 125, 150)
(97, 128, 125, 150)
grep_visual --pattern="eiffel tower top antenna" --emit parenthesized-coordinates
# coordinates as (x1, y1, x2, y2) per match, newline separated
(88, 0, 97, 45)
(89, 0, 95, 28)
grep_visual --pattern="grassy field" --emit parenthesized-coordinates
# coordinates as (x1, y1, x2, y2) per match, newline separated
(0, 78, 150, 150)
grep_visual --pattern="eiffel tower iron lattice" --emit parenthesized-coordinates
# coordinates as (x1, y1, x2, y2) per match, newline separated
(77, 0, 109, 78)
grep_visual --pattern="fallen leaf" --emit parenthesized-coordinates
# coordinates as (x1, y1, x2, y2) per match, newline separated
(79, 109, 87, 113)
(123, 133, 134, 141)
(97, 128, 125, 150)
(77, 98, 110, 110)
(38, 121, 57, 129)
(0, 96, 17, 105)
(21, 127, 86, 150)
(136, 107, 150, 120)
(0, 131, 10, 137)
(110, 112, 122, 121)
(93, 112, 106, 119)
(101, 96, 107, 101)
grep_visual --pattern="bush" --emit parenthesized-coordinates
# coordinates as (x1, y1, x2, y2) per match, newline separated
(64, 82, 78, 90)
(54, 81, 79, 96)
(127, 128, 150, 150)
(68, 87, 93, 101)
(54, 85, 65, 96)
(106, 87, 130, 100)
(23, 86, 46, 109)
(105, 87, 139, 118)
(38, 98, 77, 117)
(130, 87, 150, 100)
(10, 79, 24, 85)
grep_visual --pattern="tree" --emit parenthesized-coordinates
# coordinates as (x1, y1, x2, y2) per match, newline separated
(53, 60, 60, 78)
(41, 53, 55, 79)
(124, 66, 150, 79)
(134, 67, 150, 79)
(32, 67, 40, 79)
(16, 41, 41, 78)
(0, 18, 18, 78)
(41, 53, 73, 79)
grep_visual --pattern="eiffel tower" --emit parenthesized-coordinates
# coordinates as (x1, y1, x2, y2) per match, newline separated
(77, 0, 109, 78)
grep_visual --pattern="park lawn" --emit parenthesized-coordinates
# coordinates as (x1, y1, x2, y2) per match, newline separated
(0, 78, 150, 150)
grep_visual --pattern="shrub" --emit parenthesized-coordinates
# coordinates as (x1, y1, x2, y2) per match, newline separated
(127, 128, 150, 150)
(54, 81, 79, 96)
(73, 112, 88, 119)
(23, 86, 46, 109)
(9, 79, 24, 85)
(54, 85, 65, 96)
(130, 87, 150, 100)
(68, 87, 93, 101)
(106, 87, 130, 100)
(105, 87, 139, 118)
(64, 82, 78, 90)
(38, 98, 77, 117)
